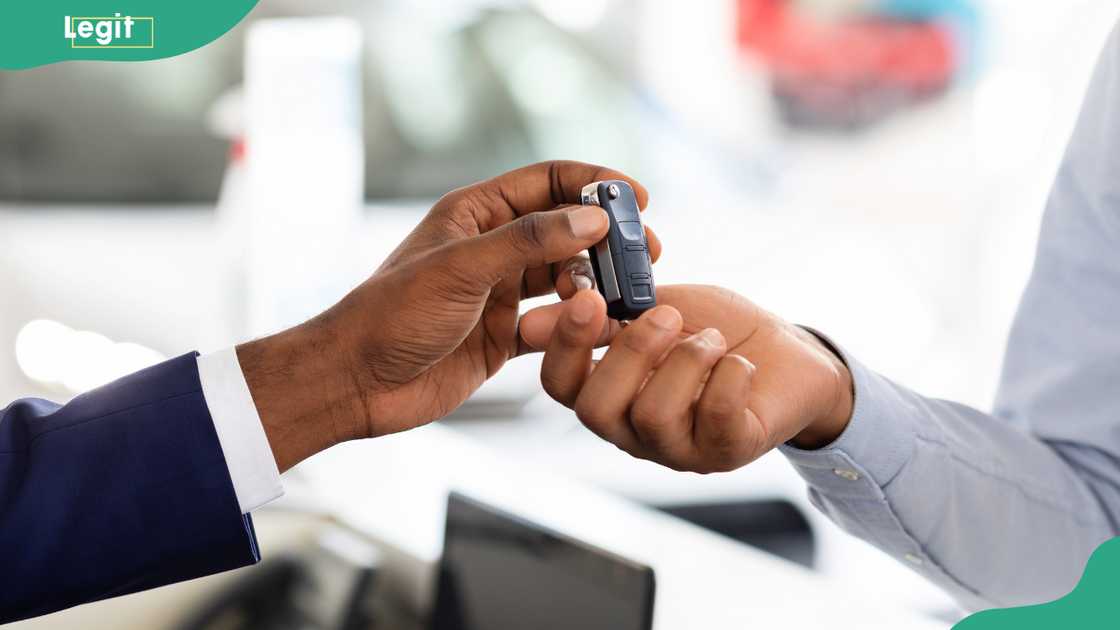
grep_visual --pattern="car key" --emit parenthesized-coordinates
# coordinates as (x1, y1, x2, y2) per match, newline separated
(581, 180, 657, 321)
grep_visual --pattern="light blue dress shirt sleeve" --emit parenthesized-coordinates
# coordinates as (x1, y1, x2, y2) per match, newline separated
(781, 22, 1120, 612)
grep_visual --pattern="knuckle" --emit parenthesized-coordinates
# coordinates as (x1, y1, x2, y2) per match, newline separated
(630, 407, 679, 455)
(556, 321, 588, 348)
(699, 416, 749, 463)
(618, 322, 667, 356)
(679, 337, 716, 362)
(629, 402, 667, 435)
(574, 398, 606, 432)
(540, 372, 575, 407)
(699, 397, 740, 425)
(546, 161, 566, 205)
(432, 188, 469, 218)
(709, 435, 747, 471)
(433, 188, 497, 237)
(513, 213, 549, 251)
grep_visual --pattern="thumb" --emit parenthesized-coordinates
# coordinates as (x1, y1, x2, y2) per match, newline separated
(448, 205, 609, 289)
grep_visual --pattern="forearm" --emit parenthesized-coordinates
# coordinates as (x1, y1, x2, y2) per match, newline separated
(0, 355, 259, 623)
(797, 20, 1120, 610)
(781, 348, 1117, 611)
(237, 315, 368, 473)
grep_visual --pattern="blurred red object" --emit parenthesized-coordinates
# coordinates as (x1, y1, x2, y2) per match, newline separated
(738, 0, 957, 128)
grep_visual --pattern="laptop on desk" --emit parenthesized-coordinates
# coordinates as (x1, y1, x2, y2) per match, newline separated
(430, 492, 656, 630)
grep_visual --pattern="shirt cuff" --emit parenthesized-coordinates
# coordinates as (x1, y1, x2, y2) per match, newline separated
(196, 348, 284, 513)
(779, 332, 918, 495)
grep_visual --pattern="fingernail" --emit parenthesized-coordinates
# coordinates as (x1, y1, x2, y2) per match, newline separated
(571, 270, 594, 292)
(569, 206, 607, 240)
(568, 295, 596, 325)
(698, 328, 725, 348)
(648, 306, 681, 331)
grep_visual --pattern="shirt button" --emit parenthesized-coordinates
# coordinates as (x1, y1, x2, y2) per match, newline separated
(832, 468, 860, 481)
(904, 554, 924, 566)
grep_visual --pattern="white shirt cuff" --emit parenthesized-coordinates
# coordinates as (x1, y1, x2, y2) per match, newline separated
(196, 348, 284, 513)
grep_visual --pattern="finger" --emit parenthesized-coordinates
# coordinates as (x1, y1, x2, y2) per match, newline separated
(477, 161, 649, 227)
(446, 205, 608, 292)
(693, 354, 759, 473)
(522, 264, 558, 300)
(628, 329, 727, 465)
(645, 225, 663, 263)
(539, 290, 608, 407)
(483, 266, 527, 369)
(653, 285, 764, 345)
(518, 300, 622, 354)
(524, 225, 659, 298)
(573, 306, 683, 452)
(522, 255, 594, 300)
(554, 256, 596, 299)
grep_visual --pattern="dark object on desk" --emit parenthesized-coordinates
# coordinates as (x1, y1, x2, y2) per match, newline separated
(658, 499, 815, 568)
(582, 180, 657, 321)
(174, 528, 381, 630)
(173, 557, 307, 630)
(431, 492, 656, 630)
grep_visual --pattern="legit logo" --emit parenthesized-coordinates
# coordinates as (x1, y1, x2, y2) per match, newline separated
(64, 14, 154, 48)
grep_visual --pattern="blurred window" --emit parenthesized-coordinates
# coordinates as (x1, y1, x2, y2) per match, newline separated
(0, 2, 632, 205)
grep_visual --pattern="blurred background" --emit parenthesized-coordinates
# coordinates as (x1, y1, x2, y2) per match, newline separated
(3, 0, 1120, 628)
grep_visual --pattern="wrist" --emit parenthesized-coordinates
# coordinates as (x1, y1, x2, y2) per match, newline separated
(237, 317, 369, 472)
(789, 328, 854, 450)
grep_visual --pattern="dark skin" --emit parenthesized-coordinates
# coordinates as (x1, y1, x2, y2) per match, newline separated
(237, 161, 662, 472)
(237, 159, 852, 476)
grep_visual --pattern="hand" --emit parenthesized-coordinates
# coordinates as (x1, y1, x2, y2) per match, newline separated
(237, 161, 661, 471)
(518, 285, 853, 474)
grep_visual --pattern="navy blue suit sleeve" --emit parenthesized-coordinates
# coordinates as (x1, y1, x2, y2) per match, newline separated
(0, 353, 262, 623)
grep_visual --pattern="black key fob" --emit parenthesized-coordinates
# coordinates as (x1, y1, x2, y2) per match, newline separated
(581, 180, 656, 321)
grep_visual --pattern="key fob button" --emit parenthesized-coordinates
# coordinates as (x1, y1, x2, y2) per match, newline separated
(624, 251, 651, 275)
(582, 180, 656, 321)
(618, 221, 644, 242)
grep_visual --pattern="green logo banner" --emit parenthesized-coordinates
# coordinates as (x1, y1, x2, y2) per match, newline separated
(955, 537, 1120, 629)
(1, 1, 260, 69)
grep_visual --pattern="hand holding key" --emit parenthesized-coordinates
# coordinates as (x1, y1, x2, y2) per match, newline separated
(239, 161, 662, 471)
(581, 180, 658, 321)
(518, 285, 854, 474)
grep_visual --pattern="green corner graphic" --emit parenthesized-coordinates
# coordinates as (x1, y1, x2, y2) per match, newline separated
(1, 1, 260, 70)
(955, 537, 1120, 629)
